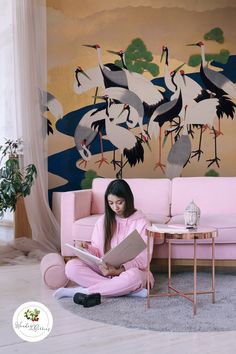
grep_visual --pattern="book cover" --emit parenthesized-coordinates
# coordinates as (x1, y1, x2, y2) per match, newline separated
(65, 229, 147, 268)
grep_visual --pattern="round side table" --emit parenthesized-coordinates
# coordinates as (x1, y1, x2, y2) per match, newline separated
(146, 225, 218, 315)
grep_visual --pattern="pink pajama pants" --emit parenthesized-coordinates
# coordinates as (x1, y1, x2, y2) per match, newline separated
(65, 259, 154, 296)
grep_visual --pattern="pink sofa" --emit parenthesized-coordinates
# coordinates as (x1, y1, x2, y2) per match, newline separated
(53, 177, 236, 261)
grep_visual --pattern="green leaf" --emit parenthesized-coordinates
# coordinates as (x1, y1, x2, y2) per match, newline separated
(114, 38, 158, 77)
(188, 55, 202, 67)
(114, 59, 123, 68)
(0, 139, 37, 217)
(205, 169, 220, 177)
(216, 49, 230, 64)
(81, 169, 98, 189)
(204, 27, 224, 43)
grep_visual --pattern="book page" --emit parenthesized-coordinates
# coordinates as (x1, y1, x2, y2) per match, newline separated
(102, 229, 146, 267)
(65, 243, 104, 266)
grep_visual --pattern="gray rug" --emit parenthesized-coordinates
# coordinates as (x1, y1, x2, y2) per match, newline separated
(59, 270, 236, 332)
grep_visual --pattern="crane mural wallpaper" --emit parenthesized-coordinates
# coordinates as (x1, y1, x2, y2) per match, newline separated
(46, 0, 236, 198)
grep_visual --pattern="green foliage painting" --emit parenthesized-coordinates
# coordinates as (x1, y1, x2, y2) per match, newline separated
(205, 169, 220, 177)
(188, 49, 230, 67)
(81, 169, 98, 189)
(188, 27, 229, 67)
(114, 38, 159, 77)
(204, 27, 224, 43)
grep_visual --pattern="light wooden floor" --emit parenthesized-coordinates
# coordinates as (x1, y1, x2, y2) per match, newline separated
(1, 228, 236, 353)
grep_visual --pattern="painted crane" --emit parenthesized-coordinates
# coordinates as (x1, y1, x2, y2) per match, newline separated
(147, 65, 183, 173)
(74, 66, 104, 95)
(161, 45, 177, 93)
(165, 119, 191, 179)
(74, 106, 109, 168)
(187, 41, 236, 134)
(187, 42, 236, 99)
(104, 103, 144, 168)
(83, 44, 129, 89)
(102, 86, 148, 140)
(39, 89, 63, 135)
(93, 96, 145, 169)
(161, 46, 202, 108)
(107, 48, 164, 107)
(187, 41, 236, 166)
(107, 49, 128, 69)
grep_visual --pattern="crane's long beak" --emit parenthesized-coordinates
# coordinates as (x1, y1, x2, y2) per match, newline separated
(118, 106, 126, 118)
(182, 73, 186, 86)
(82, 44, 95, 48)
(186, 43, 197, 46)
(81, 70, 91, 80)
(173, 62, 185, 73)
(107, 50, 119, 55)
(91, 95, 104, 100)
(160, 50, 165, 63)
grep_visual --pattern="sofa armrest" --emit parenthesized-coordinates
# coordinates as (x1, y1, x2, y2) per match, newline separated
(52, 190, 92, 255)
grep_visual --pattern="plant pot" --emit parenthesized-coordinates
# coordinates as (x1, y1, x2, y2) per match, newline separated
(14, 197, 32, 238)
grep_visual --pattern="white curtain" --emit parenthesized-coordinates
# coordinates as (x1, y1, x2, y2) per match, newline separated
(0, 0, 60, 252)
(0, 0, 16, 224)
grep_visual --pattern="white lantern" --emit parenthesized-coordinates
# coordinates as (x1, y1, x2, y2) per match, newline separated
(184, 200, 200, 229)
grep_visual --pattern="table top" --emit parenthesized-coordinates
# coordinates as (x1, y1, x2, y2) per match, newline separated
(146, 224, 217, 240)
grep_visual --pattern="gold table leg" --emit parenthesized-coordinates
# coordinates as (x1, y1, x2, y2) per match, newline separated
(147, 234, 150, 308)
(168, 241, 172, 293)
(212, 237, 215, 303)
(193, 238, 197, 315)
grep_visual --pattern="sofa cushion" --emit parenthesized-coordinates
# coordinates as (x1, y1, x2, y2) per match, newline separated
(91, 178, 171, 217)
(171, 177, 236, 216)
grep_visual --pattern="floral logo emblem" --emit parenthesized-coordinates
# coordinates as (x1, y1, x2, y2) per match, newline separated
(24, 308, 40, 322)
(12, 302, 53, 342)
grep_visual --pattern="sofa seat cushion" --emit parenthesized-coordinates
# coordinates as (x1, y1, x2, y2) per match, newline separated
(168, 215, 236, 243)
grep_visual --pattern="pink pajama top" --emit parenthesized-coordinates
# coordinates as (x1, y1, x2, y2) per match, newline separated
(88, 210, 154, 271)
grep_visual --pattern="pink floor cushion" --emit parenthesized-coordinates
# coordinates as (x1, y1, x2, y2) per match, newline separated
(40, 253, 68, 289)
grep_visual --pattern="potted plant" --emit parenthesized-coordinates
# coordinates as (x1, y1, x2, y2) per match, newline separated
(0, 139, 37, 226)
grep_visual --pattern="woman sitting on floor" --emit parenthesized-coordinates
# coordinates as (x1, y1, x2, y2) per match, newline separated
(54, 179, 154, 300)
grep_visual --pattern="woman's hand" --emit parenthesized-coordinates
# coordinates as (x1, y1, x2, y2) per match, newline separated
(77, 241, 89, 249)
(99, 263, 125, 277)
(77, 242, 101, 257)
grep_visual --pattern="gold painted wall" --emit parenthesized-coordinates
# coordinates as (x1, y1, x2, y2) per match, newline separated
(47, 0, 236, 191)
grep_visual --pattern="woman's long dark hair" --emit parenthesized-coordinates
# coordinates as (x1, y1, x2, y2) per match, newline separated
(104, 179, 136, 253)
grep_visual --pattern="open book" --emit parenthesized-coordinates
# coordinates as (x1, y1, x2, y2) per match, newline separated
(65, 229, 146, 268)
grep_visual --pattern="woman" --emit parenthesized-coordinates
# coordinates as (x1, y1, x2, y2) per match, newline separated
(54, 179, 154, 299)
